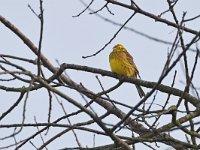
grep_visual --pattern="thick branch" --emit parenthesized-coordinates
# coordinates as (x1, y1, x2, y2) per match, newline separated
(105, 0, 199, 35)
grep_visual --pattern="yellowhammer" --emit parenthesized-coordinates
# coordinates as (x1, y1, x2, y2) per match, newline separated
(109, 44, 145, 98)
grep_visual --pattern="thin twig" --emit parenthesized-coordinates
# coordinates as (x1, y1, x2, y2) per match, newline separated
(82, 12, 136, 58)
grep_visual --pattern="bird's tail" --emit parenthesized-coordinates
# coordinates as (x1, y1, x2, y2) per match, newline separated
(135, 85, 145, 98)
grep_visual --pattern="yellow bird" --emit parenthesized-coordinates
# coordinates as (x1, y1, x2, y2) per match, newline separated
(109, 44, 145, 98)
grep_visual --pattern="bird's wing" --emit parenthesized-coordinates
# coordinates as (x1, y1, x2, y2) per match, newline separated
(125, 51, 140, 77)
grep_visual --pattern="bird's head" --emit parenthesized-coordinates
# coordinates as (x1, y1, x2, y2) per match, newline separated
(113, 44, 127, 52)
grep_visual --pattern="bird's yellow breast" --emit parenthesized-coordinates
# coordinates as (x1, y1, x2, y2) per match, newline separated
(110, 57, 127, 76)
